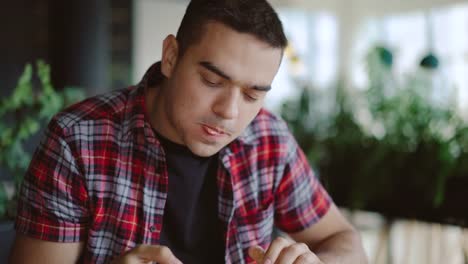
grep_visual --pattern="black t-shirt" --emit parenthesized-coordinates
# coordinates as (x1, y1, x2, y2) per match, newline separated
(156, 133, 225, 263)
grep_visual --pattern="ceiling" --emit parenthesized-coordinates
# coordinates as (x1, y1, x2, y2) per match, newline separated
(270, 0, 467, 16)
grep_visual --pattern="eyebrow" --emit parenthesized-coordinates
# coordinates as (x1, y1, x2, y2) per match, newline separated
(199, 61, 271, 92)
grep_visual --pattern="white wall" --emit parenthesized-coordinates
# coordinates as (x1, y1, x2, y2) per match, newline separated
(132, 0, 187, 82)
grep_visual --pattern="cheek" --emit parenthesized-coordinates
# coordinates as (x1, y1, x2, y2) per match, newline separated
(171, 75, 198, 104)
(171, 81, 210, 117)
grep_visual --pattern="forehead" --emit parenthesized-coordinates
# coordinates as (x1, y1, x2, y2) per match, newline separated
(184, 22, 283, 86)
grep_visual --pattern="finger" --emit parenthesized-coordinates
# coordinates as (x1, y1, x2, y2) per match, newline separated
(263, 237, 293, 264)
(275, 243, 311, 264)
(132, 245, 182, 264)
(292, 252, 322, 264)
(248, 245, 266, 262)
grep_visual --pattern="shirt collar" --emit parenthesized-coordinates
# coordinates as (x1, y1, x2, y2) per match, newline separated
(121, 62, 171, 144)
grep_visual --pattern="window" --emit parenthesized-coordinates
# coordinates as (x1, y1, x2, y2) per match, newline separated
(268, 9, 338, 113)
(351, 4, 468, 113)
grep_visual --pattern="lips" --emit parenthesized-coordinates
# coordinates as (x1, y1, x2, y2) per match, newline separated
(202, 124, 228, 136)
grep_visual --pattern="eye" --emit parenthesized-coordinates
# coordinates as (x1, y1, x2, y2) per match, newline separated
(244, 93, 259, 102)
(201, 76, 222, 88)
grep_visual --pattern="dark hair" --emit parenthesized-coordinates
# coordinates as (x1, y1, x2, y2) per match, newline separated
(176, 0, 287, 55)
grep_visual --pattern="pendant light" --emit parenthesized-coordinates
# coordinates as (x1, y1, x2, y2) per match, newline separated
(420, 11, 439, 70)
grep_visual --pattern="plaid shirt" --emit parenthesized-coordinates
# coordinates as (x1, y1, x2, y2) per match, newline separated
(15, 63, 332, 264)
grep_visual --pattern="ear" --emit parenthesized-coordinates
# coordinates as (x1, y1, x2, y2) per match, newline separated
(161, 35, 179, 78)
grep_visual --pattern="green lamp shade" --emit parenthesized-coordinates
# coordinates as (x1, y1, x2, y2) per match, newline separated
(420, 53, 439, 69)
(377, 46, 393, 67)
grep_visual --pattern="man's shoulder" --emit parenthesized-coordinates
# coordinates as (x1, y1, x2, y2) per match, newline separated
(245, 108, 290, 136)
(241, 108, 294, 147)
(52, 87, 135, 131)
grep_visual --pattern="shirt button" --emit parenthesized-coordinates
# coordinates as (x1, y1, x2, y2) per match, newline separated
(149, 226, 156, 232)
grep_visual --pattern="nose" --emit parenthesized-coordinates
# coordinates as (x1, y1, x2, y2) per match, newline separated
(212, 88, 240, 120)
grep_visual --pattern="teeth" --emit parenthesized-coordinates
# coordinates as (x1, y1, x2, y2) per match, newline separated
(205, 126, 221, 135)
(207, 127, 217, 134)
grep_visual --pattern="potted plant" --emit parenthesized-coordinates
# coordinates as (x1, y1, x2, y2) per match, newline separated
(281, 46, 468, 225)
(0, 60, 85, 258)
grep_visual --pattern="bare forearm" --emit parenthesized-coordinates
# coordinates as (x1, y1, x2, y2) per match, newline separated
(312, 229, 368, 264)
(9, 233, 84, 264)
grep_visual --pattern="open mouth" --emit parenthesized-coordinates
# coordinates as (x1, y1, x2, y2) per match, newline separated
(201, 124, 228, 137)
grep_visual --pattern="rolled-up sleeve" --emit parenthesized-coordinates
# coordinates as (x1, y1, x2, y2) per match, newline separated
(274, 136, 332, 233)
(15, 118, 89, 242)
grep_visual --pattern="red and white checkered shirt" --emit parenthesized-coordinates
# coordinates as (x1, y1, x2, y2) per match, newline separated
(15, 63, 332, 263)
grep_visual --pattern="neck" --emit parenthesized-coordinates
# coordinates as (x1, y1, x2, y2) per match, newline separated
(145, 82, 182, 145)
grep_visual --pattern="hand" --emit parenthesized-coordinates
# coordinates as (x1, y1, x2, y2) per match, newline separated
(248, 237, 323, 264)
(111, 244, 183, 264)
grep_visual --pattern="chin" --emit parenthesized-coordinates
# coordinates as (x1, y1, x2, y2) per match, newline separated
(188, 142, 223, 157)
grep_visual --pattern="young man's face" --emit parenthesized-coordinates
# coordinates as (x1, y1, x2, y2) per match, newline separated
(155, 22, 283, 157)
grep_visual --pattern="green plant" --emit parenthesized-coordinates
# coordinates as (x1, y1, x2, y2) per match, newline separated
(281, 46, 468, 224)
(0, 60, 85, 220)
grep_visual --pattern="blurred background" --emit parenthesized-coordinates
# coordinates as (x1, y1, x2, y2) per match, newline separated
(1, 0, 468, 263)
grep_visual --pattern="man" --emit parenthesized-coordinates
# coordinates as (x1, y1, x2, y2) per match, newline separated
(10, 0, 367, 263)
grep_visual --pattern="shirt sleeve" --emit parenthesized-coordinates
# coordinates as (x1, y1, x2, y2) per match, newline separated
(274, 135, 332, 233)
(15, 117, 89, 242)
